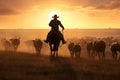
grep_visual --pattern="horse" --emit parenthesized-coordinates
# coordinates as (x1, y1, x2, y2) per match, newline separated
(48, 32, 61, 58)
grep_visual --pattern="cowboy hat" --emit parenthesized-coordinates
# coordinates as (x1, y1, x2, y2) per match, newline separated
(52, 14, 59, 18)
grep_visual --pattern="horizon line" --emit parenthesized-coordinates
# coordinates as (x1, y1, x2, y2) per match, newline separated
(0, 28, 120, 29)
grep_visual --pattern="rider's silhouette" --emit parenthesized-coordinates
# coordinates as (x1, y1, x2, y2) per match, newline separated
(44, 14, 66, 44)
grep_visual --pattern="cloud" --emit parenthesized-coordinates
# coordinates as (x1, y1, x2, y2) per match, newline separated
(0, 0, 120, 15)
(60, 0, 120, 10)
(96, 0, 120, 9)
(0, 8, 19, 15)
(0, 0, 42, 15)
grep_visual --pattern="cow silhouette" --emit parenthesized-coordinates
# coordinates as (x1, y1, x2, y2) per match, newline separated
(110, 42, 120, 60)
(68, 42, 81, 58)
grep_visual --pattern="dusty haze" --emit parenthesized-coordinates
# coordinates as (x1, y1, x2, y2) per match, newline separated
(0, 29, 120, 59)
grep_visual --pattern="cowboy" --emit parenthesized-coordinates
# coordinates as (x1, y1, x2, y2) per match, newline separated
(44, 14, 66, 44)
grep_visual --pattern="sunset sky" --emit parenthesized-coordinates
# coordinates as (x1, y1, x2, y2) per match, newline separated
(0, 0, 120, 29)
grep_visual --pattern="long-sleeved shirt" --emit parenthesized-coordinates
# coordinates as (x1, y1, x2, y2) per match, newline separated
(49, 19, 64, 31)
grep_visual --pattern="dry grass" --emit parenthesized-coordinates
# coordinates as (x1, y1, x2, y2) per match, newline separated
(0, 51, 120, 80)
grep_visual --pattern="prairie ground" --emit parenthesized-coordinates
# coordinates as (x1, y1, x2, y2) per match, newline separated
(0, 51, 120, 80)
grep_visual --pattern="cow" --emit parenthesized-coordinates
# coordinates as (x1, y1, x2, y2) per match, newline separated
(73, 44, 81, 58)
(1, 38, 11, 51)
(110, 42, 120, 60)
(1, 37, 20, 51)
(25, 39, 43, 56)
(33, 39, 43, 56)
(93, 40, 106, 60)
(68, 42, 81, 58)
(68, 42, 74, 58)
(10, 37, 20, 51)
(86, 41, 94, 58)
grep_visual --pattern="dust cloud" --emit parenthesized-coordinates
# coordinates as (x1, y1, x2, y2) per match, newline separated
(0, 29, 120, 59)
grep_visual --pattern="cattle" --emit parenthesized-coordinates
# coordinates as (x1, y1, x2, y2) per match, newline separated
(10, 37, 20, 51)
(33, 39, 43, 56)
(73, 44, 81, 58)
(110, 42, 120, 60)
(68, 42, 81, 58)
(68, 42, 74, 58)
(1, 38, 11, 51)
(1, 37, 20, 51)
(25, 39, 43, 56)
(86, 41, 94, 58)
(93, 40, 106, 60)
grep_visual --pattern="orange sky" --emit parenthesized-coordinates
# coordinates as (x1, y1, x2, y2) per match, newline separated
(0, 0, 120, 29)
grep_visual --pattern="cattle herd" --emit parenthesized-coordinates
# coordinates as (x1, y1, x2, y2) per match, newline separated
(68, 37, 120, 60)
(1, 37, 20, 51)
(0, 37, 43, 55)
(0, 37, 120, 60)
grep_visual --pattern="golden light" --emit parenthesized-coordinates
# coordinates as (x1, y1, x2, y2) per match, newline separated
(48, 11, 59, 20)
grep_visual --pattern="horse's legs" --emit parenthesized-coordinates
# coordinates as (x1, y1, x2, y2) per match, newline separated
(50, 44, 53, 57)
(53, 44, 59, 58)
(55, 45, 58, 57)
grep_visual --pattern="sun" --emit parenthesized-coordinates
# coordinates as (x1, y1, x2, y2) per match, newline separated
(48, 11, 59, 20)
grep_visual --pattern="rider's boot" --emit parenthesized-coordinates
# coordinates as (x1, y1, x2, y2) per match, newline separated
(62, 39, 66, 44)
(44, 40, 48, 43)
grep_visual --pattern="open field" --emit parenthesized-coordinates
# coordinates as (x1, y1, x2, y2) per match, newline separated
(0, 51, 120, 80)
(0, 29, 120, 80)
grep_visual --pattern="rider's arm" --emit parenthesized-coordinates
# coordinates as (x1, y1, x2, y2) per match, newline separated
(59, 21, 64, 30)
(49, 20, 52, 27)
